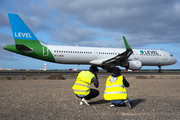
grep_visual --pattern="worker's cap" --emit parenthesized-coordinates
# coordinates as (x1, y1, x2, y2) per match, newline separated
(113, 67, 121, 73)
(89, 65, 99, 73)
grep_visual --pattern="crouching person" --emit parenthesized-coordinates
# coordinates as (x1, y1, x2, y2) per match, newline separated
(104, 67, 132, 108)
(72, 65, 99, 106)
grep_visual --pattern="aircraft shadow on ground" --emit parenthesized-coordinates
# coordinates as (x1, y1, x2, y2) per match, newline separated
(89, 98, 146, 108)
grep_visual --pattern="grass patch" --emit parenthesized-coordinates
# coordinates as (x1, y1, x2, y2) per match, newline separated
(25, 74, 33, 76)
(70, 73, 78, 76)
(6, 76, 11, 80)
(136, 76, 148, 79)
(47, 73, 65, 80)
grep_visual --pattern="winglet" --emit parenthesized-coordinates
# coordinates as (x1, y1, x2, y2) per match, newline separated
(123, 36, 132, 51)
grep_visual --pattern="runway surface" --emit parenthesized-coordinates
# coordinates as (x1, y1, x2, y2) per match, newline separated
(0, 70, 180, 76)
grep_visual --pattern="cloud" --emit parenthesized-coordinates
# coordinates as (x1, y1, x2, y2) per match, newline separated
(0, 33, 16, 60)
(0, 33, 14, 45)
(52, 21, 98, 44)
(46, 0, 180, 45)
(1, 0, 180, 47)
(0, 10, 9, 27)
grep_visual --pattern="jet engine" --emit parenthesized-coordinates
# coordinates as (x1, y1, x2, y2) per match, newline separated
(121, 61, 142, 70)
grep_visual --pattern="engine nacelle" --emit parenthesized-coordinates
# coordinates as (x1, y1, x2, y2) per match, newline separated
(121, 61, 142, 70)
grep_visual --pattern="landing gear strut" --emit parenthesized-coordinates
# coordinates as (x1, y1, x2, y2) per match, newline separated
(158, 66, 163, 73)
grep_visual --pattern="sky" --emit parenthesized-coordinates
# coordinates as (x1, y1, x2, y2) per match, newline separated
(0, 0, 180, 70)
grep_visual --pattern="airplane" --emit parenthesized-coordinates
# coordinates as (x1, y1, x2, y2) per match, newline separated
(4, 13, 177, 73)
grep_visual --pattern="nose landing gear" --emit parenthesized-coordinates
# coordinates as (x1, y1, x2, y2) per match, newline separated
(158, 66, 163, 73)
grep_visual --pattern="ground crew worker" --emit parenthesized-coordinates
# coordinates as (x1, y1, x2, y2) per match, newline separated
(104, 67, 132, 108)
(72, 65, 99, 106)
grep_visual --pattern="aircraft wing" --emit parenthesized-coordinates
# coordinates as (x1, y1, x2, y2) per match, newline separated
(102, 36, 133, 64)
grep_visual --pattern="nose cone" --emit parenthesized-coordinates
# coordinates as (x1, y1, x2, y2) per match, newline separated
(173, 57, 177, 64)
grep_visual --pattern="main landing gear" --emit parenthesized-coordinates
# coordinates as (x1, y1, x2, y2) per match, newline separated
(158, 66, 163, 73)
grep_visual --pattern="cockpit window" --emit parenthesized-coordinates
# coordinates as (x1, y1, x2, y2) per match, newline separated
(170, 54, 173, 57)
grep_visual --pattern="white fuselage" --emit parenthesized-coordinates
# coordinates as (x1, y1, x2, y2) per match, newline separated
(45, 45, 177, 67)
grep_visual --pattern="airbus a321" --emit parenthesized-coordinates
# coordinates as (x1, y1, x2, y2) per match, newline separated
(4, 13, 177, 72)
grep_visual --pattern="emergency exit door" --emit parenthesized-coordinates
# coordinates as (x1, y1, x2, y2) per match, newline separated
(94, 50, 98, 58)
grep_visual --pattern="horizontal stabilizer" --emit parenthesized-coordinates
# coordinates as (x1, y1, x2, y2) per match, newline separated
(16, 44, 33, 53)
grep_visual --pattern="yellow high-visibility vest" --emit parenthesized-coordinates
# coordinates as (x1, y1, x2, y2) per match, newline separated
(72, 71, 94, 96)
(104, 75, 127, 100)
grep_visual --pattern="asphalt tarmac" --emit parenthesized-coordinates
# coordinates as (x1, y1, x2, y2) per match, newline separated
(0, 74, 180, 119)
(0, 70, 180, 76)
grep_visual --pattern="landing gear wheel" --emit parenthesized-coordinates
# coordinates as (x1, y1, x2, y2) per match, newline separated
(158, 66, 163, 73)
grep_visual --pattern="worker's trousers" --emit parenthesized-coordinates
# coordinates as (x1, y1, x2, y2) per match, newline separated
(75, 88, 99, 100)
